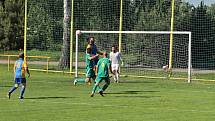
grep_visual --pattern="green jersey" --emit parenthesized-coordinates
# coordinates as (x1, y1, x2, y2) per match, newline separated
(86, 54, 94, 70)
(97, 58, 111, 77)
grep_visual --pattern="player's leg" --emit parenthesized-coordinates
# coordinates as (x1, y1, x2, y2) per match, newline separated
(8, 78, 20, 99)
(113, 70, 117, 82)
(19, 79, 26, 99)
(115, 64, 120, 83)
(112, 64, 117, 82)
(74, 69, 92, 85)
(91, 77, 102, 97)
(101, 77, 110, 92)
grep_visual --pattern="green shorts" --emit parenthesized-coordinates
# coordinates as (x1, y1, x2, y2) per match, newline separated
(86, 68, 95, 78)
(95, 76, 110, 83)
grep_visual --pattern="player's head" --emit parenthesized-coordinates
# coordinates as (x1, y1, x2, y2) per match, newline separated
(103, 52, 108, 58)
(86, 48, 92, 54)
(111, 45, 117, 52)
(18, 52, 24, 59)
(87, 36, 95, 45)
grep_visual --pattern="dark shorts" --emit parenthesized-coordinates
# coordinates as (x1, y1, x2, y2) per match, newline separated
(86, 68, 95, 78)
(15, 78, 26, 84)
(93, 58, 99, 66)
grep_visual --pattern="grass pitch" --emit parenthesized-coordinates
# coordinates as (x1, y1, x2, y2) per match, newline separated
(0, 64, 215, 121)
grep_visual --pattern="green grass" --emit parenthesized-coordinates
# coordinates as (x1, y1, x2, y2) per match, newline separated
(1, 64, 215, 121)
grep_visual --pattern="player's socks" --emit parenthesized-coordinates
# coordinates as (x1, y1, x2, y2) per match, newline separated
(74, 78, 85, 85)
(92, 85, 98, 94)
(9, 86, 17, 94)
(77, 78, 86, 83)
(116, 73, 119, 82)
(113, 75, 117, 82)
(20, 86, 25, 98)
(102, 83, 109, 92)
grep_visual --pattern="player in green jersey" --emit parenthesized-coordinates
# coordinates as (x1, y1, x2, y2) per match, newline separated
(74, 48, 98, 85)
(90, 52, 113, 97)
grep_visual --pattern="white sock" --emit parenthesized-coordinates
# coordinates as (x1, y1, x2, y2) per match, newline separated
(116, 73, 119, 81)
(113, 75, 116, 81)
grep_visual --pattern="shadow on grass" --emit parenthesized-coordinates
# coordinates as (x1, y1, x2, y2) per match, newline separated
(24, 96, 75, 100)
(105, 90, 160, 98)
(105, 90, 159, 95)
(120, 80, 157, 83)
(114, 95, 161, 98)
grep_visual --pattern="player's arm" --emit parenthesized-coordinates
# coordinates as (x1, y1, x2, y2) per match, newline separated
(109, 63, 113, 74)
(95, 45, 103, 55)
(24, 62, 30, 77)
(119, 53, 124, 66)
(88, 54, 99, 60)
(97, 50, 103, 55)
(109, 53, 112, 62)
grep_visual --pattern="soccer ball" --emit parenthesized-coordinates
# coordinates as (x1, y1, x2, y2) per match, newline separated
(76, 30, 81, 35)
(162, 65, 168, 71)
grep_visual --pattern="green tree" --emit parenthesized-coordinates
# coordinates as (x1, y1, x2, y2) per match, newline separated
(0, 0, 24, 50)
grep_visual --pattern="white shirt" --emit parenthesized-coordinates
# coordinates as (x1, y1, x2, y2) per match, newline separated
(109, 52, 122, 64)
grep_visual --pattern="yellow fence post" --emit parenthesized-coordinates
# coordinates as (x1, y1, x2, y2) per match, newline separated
(47, 58, 49, 73)
(168, 0, 175, 77)
(8, 56, 10, 71)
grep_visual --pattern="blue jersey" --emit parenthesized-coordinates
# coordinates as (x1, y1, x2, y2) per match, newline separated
(86, 44, 98, 55)
(14, 59, 27, 78)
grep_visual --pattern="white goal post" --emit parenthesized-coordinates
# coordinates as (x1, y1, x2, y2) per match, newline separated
(75, 30, 191, 83)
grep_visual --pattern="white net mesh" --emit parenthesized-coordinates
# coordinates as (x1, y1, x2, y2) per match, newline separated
(76, 31, 190, 80)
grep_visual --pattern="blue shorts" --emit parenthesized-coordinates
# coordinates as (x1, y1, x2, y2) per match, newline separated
(15, 78, 26, 84)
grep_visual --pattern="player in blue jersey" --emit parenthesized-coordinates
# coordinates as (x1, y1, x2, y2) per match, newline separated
(7, 53, 30, 99)
(90, 52, 113, 97)
(86, 36, 103, 66)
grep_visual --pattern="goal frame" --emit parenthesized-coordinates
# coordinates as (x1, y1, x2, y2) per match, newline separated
(75, 30, 192, 83)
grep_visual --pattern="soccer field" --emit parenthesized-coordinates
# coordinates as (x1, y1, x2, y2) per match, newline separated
(0, 64, 215, 121)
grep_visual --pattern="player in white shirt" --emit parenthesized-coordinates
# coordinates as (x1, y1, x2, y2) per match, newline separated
(109, 45, 123, 83)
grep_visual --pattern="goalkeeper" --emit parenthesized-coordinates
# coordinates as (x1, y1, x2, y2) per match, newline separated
(86, 36, 103, 66)
(90, 52, 113, 97)
(109, 45, 123, 83)
(74, 48, 99, 85)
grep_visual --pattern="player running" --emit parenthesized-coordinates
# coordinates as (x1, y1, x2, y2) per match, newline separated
(90, 52, 113, 97)
(7, 53, 30, 99)
(109, 45, 123, 83)
(74, 48, 99, 85)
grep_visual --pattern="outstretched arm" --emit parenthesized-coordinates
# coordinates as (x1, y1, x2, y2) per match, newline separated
(24, 62, 30, 78)
(88, 54, 99, 60)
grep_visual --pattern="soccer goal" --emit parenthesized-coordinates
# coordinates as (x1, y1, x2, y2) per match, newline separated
(75, 30, 191, 83)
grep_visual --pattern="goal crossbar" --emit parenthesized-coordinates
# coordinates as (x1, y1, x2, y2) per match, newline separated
(75, 30, 191, 83)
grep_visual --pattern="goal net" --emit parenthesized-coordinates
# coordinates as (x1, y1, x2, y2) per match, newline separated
(75, 30, 191, 82)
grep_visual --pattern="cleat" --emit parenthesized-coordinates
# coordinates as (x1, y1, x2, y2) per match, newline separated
(7, 92, 11, 99)
(19, 97, 24, 99)
(73, 79, 77, 86)
(90, 93, 94, 97)
(99, 91, 104, 97)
